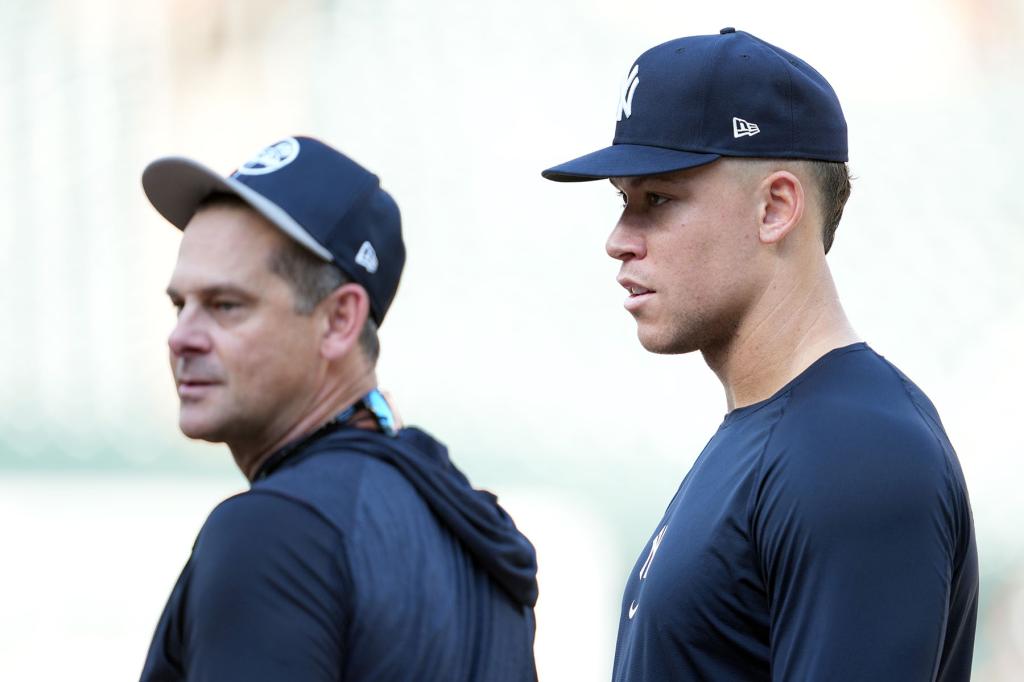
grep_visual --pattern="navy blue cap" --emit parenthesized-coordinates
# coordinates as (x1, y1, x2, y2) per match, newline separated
(542, 28, 847, 181)
(142, 136, 405, 325)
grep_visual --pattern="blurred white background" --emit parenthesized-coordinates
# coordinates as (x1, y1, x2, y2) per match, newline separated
(1, 0, 1022, 679)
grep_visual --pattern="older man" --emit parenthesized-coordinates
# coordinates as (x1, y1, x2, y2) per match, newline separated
(543, 28, 978, 681)
(139, 136, 538, 681)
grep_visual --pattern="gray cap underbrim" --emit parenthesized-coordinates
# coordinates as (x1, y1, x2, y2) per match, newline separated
(141, 156, 333, 262)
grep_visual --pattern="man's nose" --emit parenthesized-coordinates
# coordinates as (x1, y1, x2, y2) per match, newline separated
(168, 305, 211, 357)
(605, 218, 646, 262)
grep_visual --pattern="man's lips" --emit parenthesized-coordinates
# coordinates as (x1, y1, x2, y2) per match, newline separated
(617, 276, 655, 296)
(176, 379, 221, 399)
(618, 277, 656, 311)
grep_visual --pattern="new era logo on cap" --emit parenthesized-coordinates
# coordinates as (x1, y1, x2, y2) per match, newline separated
(355, 241, 379, 274)
(732, 117, 760, 138)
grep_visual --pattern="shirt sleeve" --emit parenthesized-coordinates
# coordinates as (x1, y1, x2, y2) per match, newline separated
(182, 491, 350, 682)
(751, 408, 968, 681)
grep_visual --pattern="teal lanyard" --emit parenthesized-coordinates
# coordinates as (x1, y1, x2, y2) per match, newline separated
(254, 388, 397, 481)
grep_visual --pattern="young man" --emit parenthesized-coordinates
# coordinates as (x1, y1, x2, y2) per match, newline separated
(543, 28, 978, 681)
(139, 136, 538, 681)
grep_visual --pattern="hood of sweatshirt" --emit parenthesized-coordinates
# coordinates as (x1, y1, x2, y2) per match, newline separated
(270, 425, 539, 608)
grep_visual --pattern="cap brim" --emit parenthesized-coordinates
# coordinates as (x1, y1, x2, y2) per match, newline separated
(541, 144, 721, 182)
(141, 157, 333, 261)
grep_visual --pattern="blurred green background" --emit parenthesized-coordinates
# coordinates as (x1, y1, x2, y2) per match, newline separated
(2, 0, 1022, 678)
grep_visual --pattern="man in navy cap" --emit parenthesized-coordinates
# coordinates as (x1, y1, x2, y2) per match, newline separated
(543, 29, 977, 681)
(140, 136, 538, 681)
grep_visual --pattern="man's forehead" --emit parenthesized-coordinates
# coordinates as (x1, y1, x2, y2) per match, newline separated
(171, 210, 283, 284)
(609, 158, 790, 191)
(189, 200, 274, 231)
(181, 203, 285, 251)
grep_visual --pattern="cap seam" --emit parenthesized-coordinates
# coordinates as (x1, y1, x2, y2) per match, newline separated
(328, 176, 380, 255)
(758, 42, 799, 154)
(699, 36, 729, 146)
(785, 60, 796, 153)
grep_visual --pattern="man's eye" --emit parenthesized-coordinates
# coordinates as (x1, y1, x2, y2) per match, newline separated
(213, 301, 240, 312)
(647, 193, 669, 207)
(616, 190, 627, 208)
(170, 300, 184, 316)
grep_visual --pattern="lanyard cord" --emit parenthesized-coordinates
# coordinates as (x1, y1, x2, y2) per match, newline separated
(253, 388, 397, 481)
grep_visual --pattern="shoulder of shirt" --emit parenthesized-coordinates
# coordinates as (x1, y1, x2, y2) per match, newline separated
(190, 491, 347, 581)
(764, 345, 958, 482)
(188, 491, 355, 617)
(249, 437, 429, 536)
(201, 488, 338, 542)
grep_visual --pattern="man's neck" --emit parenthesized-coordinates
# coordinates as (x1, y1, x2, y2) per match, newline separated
(702, 265, 860, 412)
(231, 369, 378, 481)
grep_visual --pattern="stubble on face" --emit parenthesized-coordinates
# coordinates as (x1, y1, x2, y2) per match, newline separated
(637, 300, 743, 357)
(613, 160, 765, 358)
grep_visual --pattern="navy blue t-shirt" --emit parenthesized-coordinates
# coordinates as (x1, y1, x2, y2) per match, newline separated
(613, 344, 978, 681)
(141, 427, 538, 681)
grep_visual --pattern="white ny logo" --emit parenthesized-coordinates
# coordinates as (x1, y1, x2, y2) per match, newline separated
(617, 64, 640, 121)
(629, 524, 668, 620)
(638, 525, 668, 580)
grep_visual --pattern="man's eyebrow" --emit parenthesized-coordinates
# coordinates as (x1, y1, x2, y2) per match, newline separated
(610, 175, 671, 190)
(614, 172, 692, 193)
(165, 284, 256, 299)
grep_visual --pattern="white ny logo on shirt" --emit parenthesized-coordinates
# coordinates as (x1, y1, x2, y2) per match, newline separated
(639, 525, 668, 581)
(629, 525, 668, 620)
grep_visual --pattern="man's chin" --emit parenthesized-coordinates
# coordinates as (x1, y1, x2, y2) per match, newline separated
(636, 327, 699, 355)
(178, 413, 229, 443)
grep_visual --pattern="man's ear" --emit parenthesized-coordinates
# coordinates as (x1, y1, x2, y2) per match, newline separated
(758, 171, 805, 245)
(319, 283, 371, 361)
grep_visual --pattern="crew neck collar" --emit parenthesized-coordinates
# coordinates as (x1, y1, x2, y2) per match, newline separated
(721, 342, 869, 427)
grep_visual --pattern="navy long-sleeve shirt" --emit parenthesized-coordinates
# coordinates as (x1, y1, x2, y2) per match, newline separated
(612, 343, 978, 681)
(141, 427, 538, 681)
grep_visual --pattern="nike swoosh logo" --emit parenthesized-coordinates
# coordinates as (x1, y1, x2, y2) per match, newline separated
(628, 600, 639, 619)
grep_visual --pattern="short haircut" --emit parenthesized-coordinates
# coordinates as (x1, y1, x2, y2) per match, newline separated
(737, 159, 852, 254)
(268, 237, 381, 363)
(803, 160, 852, 254)
(197, 193, 381, 363)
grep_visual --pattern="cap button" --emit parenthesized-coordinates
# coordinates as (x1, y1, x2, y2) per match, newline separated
(720, 27, 736, 34)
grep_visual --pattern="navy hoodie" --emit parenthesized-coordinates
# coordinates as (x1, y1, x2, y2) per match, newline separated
(140, 427, 538, 681)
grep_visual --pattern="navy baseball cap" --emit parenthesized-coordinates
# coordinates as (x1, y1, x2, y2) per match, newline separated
(142, 136, 405, 325)
(542, 28, 847, 182)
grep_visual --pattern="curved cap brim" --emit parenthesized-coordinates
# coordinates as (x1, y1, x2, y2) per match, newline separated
(541, 144, 721, 182)
(141, 157, 333, 261)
